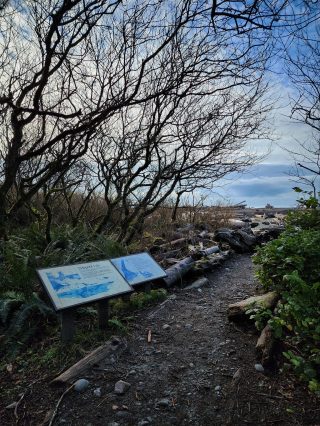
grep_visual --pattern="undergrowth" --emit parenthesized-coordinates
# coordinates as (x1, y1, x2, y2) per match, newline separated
(253, 191, 320, 394)
(0, 224, 127, 356)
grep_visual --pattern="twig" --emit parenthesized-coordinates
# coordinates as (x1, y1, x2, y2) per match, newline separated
(48, 384, 74, 426)
(256, 392, 284, 399)
(14, 376, 47, 423)
(14, 392, 26, 421)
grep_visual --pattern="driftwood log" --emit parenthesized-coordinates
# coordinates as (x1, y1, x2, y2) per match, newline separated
(163, 256, 194, 287)
(256, 324, 274, 366)
(163, 245, 221, 287)
(150, 237, 188, 253)
(184, 277, 209, 290)
(228, 291, 279, 320)
(52, 337, 125, 384)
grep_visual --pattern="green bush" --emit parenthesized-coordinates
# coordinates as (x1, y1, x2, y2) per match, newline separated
(253, 228, 320, 292)
(253, 204, 320, 394)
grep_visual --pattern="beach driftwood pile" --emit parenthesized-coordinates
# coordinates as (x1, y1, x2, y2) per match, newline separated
(151, 216, 284, 288)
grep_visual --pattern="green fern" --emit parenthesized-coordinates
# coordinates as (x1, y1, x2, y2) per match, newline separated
(1, 293, 56, 356)
(0, 295, 24, 325)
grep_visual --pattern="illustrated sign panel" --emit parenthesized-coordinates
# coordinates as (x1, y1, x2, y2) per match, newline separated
(37, 260, 132, 311)
(111, 252, 166, 286)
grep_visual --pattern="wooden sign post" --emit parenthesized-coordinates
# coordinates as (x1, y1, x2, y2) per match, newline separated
(37, 260, 133, 343)
(97, 299, 109, 330)
(60, 309, 76, 343)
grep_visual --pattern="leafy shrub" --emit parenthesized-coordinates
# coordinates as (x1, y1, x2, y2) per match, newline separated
(253, 228, 320, 292)
(246, 305, 273, 331)
(254, 204, 320, 394)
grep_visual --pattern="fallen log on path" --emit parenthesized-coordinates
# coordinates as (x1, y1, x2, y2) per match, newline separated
(228, 291, 279, 320)
(52, 337, 125, 384)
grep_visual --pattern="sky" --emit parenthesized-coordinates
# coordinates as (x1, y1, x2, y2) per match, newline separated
(205, 80, 318, 208)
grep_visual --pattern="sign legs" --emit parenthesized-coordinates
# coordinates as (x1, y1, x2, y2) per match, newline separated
(60, 309, 75, 343)
(98, 300, 109, 329)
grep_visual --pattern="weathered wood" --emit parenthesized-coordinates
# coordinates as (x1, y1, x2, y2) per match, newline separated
(97, 299, 109, 330)
(60, 309, 75, 343)
(163, 256, 194, 287)
(201, 245, 220, 256)
(228, 291, 279, 319)
(52, 337, 125, 384)
(184, 277, 209, 290)
(155, 249, 181, 261)
(144, 282, 151, 293)
(150, 237, 188, 253)
(256, 324, 274, 366)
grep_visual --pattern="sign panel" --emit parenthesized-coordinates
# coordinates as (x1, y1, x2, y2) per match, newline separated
(111, 252, 167, 286)
(37, 260, 132, 311)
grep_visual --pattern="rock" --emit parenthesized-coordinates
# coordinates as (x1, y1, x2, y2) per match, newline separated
(108, 422, 120, 426)
(162, 324, 170, 330)
(114, 380, 131, 395)
(156, 398, 170, 408)
(255, 363, 265, 373)
(138, 421, 150, 426)
(214, 385, 221, 392)
(185, 323, 192, 329)
(74, 379, 89, 392)
(93, 387, 101, 397)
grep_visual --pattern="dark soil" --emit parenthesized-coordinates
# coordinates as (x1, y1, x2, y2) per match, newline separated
(1, 254, 319, 425)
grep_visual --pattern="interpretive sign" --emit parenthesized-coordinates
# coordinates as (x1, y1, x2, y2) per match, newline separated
(111, 252, 167, 286)
(37, 260, 132, 311)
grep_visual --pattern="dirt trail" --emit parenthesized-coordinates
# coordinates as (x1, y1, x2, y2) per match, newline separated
(2, 254, 319, 425)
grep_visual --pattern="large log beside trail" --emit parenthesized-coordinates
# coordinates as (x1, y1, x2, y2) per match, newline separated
(52, 337, 125, 384)
(256, 324, 274, 366)
(228, 291, 279, 320)
(163, 256, 195, 287)
(163, 245, 221, 287)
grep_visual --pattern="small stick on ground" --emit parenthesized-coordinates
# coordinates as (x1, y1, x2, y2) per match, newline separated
(48, 384, 74, 426)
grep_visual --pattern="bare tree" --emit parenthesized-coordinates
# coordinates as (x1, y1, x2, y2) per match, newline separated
(90, 75, 270, 243)
(0, 0, 295, 237)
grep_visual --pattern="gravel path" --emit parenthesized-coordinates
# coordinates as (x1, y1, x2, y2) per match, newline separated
(2, 254, 318, 425)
